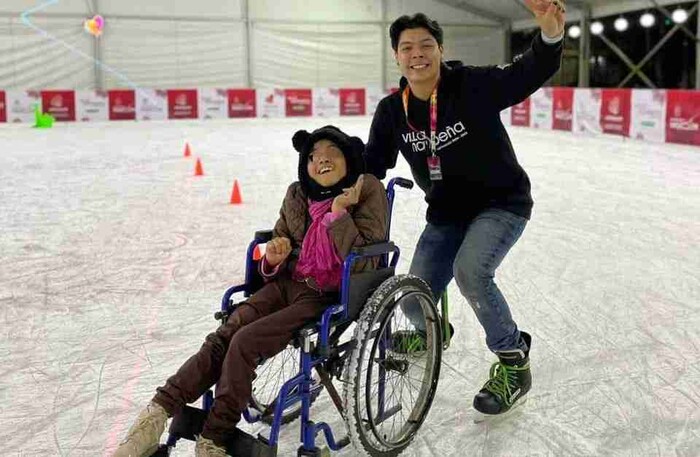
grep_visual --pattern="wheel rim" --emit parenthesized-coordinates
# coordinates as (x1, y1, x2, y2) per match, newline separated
(360, 288, 441, 450)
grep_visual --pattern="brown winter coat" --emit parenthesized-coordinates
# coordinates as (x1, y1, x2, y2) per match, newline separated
(271, 173, 388, 281)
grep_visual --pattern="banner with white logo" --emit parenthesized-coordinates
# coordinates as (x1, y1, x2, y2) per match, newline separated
(77, 90, 109, 122)
(531, 88, 553, 129)
(573, 88, 602, 135)
(136, 89, 167, 121)
(511, 98, 531, 127)
(227, 89, 256, 118)
(0, 91, 6, 123)
(666, 89, 700, 146)
(42, 90, 76, 121)
(109, 90, 136, 121)
(167, 89, 198, 120)
(600, 89, 631, 137)
(630, 89, 666, 143)
(552, 88, 574, 131)
(285, 89, 312, 117)
(339, 88, 366, 116)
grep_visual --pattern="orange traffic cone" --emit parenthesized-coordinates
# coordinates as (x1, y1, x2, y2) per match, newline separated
(194, 158, 204, 176)
(184, 142, 191, 157)
(253, 245, 263, 261)
(230, 179, 243, 204)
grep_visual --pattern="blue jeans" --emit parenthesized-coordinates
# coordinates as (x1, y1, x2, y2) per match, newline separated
(404, 208, 528, 353)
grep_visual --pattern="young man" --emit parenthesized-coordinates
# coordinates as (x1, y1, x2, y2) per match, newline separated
(364, 1, 565, 416)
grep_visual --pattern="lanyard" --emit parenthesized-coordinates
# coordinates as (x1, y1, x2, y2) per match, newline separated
(402, 84, 438, 157)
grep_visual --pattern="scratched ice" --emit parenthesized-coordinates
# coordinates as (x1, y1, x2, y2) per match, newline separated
(1, 117, 698, 456)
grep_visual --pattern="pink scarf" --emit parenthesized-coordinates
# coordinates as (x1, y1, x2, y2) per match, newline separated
(293, 198, 345, 291)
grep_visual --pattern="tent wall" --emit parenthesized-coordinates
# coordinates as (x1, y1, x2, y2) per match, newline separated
(0, 0, 505, 90)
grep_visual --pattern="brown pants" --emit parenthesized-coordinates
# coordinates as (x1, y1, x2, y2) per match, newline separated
(152, 275, 335, 446)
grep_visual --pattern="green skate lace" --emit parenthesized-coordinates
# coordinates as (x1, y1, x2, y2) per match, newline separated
(394, 331, 427, 353)
(405, 333, 426, 352)
(484, 361, 530, 406)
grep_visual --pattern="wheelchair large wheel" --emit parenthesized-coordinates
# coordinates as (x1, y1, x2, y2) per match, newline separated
(250, 345, 321, 425)
(343, 274, 442, 456)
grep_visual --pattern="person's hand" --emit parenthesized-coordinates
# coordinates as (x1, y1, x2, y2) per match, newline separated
(332, 174, 364, 213)
(524, 0, 566, 39)
(265, 237, 291, 266)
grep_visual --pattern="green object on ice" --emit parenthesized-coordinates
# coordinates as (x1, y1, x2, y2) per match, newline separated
(34, 104, 55, 128)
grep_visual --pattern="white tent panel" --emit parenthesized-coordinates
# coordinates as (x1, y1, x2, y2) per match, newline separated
(0, 0, 87, 15)
(251, 22, 382, 88)
(387, 0, 500, 25)
(0, 16, 94, 90)
(250, 0, 380, 22)
(102, 18, 246, 89)
(442, 25, 506, 66)
(100, 0, 243, 19)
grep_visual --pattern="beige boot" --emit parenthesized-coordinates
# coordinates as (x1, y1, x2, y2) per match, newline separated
(195, 436, 228, 457)
(113, 402, 168, 457)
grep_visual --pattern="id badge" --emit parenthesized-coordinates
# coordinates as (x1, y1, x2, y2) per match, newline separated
(427, 155, 443, 181)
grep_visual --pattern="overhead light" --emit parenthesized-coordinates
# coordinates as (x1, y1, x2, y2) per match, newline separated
(568, 25, 581, 39)
(614, 16, 629, 32)
(640, 13, 655, 28)
(591, 21, 604, 35)
(672, 8, 688, 24)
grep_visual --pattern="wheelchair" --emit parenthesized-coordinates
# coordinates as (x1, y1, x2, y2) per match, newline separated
(151, 177, 451, 457)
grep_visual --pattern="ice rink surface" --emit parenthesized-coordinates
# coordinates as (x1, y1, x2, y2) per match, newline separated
(1, 117, 698, 457)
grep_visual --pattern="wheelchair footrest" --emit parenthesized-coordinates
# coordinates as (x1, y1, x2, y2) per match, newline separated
(169, 405, 207, 441)
(226, 430, 277, 457)
(168, 405, 277, 457)
(297, 446, 331, 457)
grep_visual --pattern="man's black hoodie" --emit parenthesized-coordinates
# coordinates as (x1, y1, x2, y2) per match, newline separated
(364, 33, 563, 225)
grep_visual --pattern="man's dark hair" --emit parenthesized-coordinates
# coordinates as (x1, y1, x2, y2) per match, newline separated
(390, 13, 444, 51)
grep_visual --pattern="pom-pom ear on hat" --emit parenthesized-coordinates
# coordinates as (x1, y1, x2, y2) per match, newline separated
(349, 136, 365, 156)
(292, 130, 310, 153)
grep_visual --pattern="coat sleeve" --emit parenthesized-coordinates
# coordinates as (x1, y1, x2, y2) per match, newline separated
(326, 174, 388, 272)
(363, 98, 400, 180)
(262, 183, 301, 280)
(468, 33, 563, 112)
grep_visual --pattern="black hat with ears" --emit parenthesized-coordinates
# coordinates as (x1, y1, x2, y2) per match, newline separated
(292, 125, 365, 201)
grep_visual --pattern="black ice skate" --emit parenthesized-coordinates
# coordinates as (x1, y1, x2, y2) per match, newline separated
(473, 332, 531, 416)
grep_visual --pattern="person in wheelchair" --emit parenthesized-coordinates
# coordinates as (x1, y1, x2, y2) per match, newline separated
(113, 125, 388, 457)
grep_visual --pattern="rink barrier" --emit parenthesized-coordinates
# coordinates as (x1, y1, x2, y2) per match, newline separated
(0, 87, 698, 147)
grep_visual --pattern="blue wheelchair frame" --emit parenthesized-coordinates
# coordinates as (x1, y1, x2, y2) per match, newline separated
(162, 177, 414, 456)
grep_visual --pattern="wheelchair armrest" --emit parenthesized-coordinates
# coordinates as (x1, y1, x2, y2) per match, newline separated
(254, 230, 273, 243)
(350, 241, 397, 258)
(392, 177, 414, 189)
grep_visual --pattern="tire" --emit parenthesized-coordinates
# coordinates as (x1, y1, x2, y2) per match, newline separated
(343, 274, 442, 457)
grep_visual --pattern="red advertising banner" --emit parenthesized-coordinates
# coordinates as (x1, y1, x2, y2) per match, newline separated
(167, 89, 198, 119)
(339, 88, 366, 116)
(666, 90, 700, 146)
(552, 87, 574, 131)
(109, 90, 136, 121)
(228, 89, 256, 118)
(41, 90, 76, 121)
(600, 89, 631, 136)
(0, 91, 6, 123)
(285, 89, 312, 117)
(511, 98, 531, 126)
